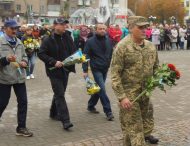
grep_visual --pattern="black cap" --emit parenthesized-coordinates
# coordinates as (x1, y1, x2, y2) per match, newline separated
(53, 18, 69, 25)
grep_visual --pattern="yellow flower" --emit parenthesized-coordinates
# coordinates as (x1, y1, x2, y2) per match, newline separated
(81, 55, 86, 62)
(11, 62, 20, 68)
(24, 41, 27, 45)
(87, 86, 100, 95)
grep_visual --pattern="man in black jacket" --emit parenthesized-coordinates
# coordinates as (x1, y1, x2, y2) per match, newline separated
(82, 23, 114, 121)
(38, 18, 76, 130)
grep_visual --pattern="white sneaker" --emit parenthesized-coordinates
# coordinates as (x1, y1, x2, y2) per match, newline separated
(26, 76, 30, 80)
(30, 74, 35, 79)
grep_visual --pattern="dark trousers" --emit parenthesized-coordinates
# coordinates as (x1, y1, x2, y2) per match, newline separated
(187, 40, 190, 49)
(49, 74, 70, 124)
(160, 41, 165, 51)
(0, 83, 27, 128)
(88, 70, 112, 114)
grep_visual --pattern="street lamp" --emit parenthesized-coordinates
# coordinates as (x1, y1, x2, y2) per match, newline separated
(170, 16, 176, 24)
(16, 14, 20, 23)
(82, 0, 87, 24)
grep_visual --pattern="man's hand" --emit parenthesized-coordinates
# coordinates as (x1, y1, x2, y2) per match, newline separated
(55, 61, 63, 68)
(19, 61, 27, 68)
(120, 97, 132, 110)
(7, 55, 16, 62)
(83, 72, 88, 79)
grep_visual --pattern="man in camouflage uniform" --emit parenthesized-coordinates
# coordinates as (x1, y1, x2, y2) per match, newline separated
(111, 16, 159, 146)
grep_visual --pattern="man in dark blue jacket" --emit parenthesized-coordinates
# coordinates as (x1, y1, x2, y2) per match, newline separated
(38, 18, 76, 130)
(82, 23, 114, 121)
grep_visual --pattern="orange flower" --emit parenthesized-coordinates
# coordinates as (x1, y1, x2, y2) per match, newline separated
(168, 64, 176, 71)
(175, 70, 181, 79)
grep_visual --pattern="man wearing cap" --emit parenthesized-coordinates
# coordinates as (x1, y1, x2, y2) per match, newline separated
(0, 20, 33, 137)
(111, 16, 159, 145)
(38, 18, 76, 130)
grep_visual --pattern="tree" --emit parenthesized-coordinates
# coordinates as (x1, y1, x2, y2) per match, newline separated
(129, 0, 185, 24)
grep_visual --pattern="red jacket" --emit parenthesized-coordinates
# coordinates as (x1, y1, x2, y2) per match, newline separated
(108, 27, 122, 43)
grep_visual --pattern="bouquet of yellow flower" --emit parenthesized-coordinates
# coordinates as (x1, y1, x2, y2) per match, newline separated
(133, 63, 181, 103)
(23, 38, 40, 50)
(49, 49, 89, 70)
(85, 77, 100, 95)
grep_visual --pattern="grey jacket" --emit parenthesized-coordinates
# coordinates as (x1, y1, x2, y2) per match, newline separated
(0, 35, 27, 84)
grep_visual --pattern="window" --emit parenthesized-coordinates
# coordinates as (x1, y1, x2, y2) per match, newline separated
(114, 0, 119, 4)
(40, 5, 45, 14)
(70, 7, 76, 13)
(78, 0, 90, 6)
(78, 0, 83, 5)
(4, 4, 11, 10)
(16, 4, 21, 12)
(186, 1, 189, 7)
(27, 5, 33, 13)
(186, 10, 189, 16)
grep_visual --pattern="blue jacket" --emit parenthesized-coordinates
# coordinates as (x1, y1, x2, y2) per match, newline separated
(82, 34, 113, 73)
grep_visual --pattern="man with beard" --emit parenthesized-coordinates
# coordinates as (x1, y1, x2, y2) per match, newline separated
(82, 23, 114, 121)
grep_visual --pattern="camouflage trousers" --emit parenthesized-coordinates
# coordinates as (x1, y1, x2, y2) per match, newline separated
(119, 96, 154, 146)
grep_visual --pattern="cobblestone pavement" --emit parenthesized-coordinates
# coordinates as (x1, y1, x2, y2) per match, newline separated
(0, 50, 190, 146)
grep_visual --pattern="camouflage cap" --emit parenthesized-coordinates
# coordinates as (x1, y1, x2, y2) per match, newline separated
(128, 16, 149, 26)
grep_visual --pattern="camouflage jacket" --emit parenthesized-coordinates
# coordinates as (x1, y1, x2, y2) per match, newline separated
(111, 35, 159, 102)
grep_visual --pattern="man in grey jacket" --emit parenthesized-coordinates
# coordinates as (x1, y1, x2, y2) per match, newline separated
(0, 20, 33, 137)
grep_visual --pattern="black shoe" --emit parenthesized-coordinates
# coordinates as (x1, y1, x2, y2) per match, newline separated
(145, 135, 159, 144)
(63, 122, 73, 130)
(87, 108, 100, 114)
(106, 112, 114, 121)
(16, 127, 33, 137)
(50, 115, 61, 121)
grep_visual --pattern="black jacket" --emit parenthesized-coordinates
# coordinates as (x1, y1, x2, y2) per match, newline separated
(82, 34, 113, 73)
(38, 32, 76, 78)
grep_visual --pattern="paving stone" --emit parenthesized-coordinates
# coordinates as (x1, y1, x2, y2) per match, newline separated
(0, 50, 190, 146)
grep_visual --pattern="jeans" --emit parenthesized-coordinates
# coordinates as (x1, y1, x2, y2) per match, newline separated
(180, 41, 184, 49)
(171, 42, 177, 49)
(49, 73, 70, 124)
(88, 70, 112, 114)
(0, 83, 28, 128)
(26, 53, 36, 76)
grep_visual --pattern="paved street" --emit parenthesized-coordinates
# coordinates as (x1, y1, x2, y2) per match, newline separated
(0, 50, 190, 146)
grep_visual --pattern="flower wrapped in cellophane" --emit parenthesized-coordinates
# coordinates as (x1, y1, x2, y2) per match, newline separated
(11, 62, 22, 75)
(85, 77, 100, 95)
(49, 49, 89, 70)
(23, 38, 40, 50)
(132, 63, 181, 103)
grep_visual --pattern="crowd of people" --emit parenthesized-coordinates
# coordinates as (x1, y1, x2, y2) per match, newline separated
(1, 20, 189, 54)
(0, 16, 188, 146)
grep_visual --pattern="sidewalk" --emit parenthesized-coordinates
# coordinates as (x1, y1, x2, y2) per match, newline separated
(0, 50, 190, 146)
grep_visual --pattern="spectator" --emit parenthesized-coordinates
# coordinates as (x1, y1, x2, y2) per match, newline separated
(186, 25, 190, 50)
(179, 25, 187, 49)
(151, 25, 160, 50)
(170, 26, 178, 49)
(145, 26, 152, 41)
(21, 27, 37, 80)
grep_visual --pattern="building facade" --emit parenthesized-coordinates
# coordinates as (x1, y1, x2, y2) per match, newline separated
(0, 0, 123, 25)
